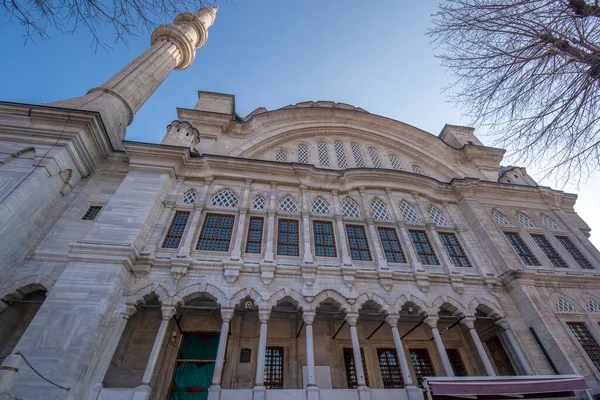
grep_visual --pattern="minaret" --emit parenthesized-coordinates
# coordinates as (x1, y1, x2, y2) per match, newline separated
(49, 6, 218, 149)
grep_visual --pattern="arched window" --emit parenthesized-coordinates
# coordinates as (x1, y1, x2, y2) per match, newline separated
(297, 145, 309, 164)
(555, 298, 577, 313)
(371, 198, 391, 221)
(311, 197, 331, 214)
(334, 141, 348, 169)
(342, 198, 361, 219)
(389, 155, 403, 170)
(279, 195, 298, 213)
(541, 214, 561, 230)
(368, 148, 382, 168)
(586, 299, 600, 313)
(399, 200, 419, 224)
(210, 189, 238, 208)
(412, 165, 423, 175)
(351, 143, 365, 167)
(182, 189, 197, 204)
(317, 142, 330, 167)
(252, 195, 266, 210)
(491, 210, 509, 225)
(516, 212, 534, 227)
(276, 150, 288, 162)
(428, 205, 449, 226)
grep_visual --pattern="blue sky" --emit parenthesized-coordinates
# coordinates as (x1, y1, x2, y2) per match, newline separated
(1, 0, 598, 248)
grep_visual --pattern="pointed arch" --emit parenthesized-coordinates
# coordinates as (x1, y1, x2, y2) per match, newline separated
(352, 293, 391, 313)
(467, 297, 505, 319)
(428, 205, 449, 226)
(0, 275, 55, 303)
(432, 295, 469, 316)
(491, 209, 510, 225)
(230, 287, 266, 308)
(267, 289, 308, 310)
(370, 197, 391, 221)
(172, 282, 228, 307)
(516, 211, 535, 227)
(390, 293, 433, 316)
(342, 197, 361, 218)
(210, 189, 239, 208)
(399, 200, 419, 224)
(252, 195, 266, 210)
(311, 196, 331, 214)
(183, 188, 197, 204)
(124, 283, 172, 308)
(310, 289, 351, 313)
(279, 194, 299, 213)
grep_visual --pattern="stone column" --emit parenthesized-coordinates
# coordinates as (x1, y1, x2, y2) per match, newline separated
(301, 187, 314, 264)
(385, 314, 413, 386)
(496, 318, 533, 375)
(264, 183, 278, 262)
(231, 180, 252, 260)
(461, 317, 496, 376)
(303, 311, 319, 400)
(366, 218, 388, 269)
(0, 353, 22, 397)
(253, 310, 271, 400)
(332, 191, 353, 266)
(133, 305, 177, 400)
(424, 317, 454, 377)
(208, 308, 235, 400)
(345, 313, 368, 389)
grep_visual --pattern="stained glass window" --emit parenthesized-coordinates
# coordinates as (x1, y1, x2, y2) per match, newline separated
(344, 348, 369, 388)
(556, 236, 594, 269)
(346, 225, 372, 261)
(377, 348, 404, 388)
(409, 230, 439, 265)
(313, 220, 337, 257)
(277, 219, 299, 256)
(162, 211, 190, 249)
(567, 322, 600, 372)
(409, 348, 435, 387)
(446, 349, 467, 376)
(264, 347, 284, 389)
(245, 216, 264, 254)
(504, 232, 540, 266)
(377, 227, 406, 263)
(196, 213, 235, 252)
(530, 234, 568, 268)
(438, 232, 471, 267)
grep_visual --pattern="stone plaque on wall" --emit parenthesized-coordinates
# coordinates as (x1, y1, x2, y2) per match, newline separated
(180, 314, 221, 332)
(240, 348, 251, 363)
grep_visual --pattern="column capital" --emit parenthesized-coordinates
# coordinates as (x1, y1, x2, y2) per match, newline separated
(423, 316, 439, 328)
(303, 311, 316, 325)
(220, 307, 235, 322)
(495, 317, 510, 331)
(345, 312, 360, 326)
(161, 305, 177, 320)
(385, 313, 400, 327)
(258, 309, 271, 323)
(460, 316, 476, 330)
(123, 304, 137, 319)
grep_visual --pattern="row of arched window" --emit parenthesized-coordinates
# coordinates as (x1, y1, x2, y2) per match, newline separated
(555, 297, 600, 314)
(491, 209, 561, 231)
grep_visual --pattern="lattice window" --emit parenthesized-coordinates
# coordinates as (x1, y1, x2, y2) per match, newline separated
(196, 213, 235, 252)
(317, 142, 330, 167)
(428, 205, 449, 226)
(210, 189, 238, 208)
(371, 198, 391, 221)
(311, 197, 331, 214)
(556, 236, 594, 269)
(351, 143, 366, 167)
(368, 147, 382, 168)
(342, 198, 361, 219)
(277, 219, 299, 256)
(343, 348, 369, 389)
(245, 216, 264, 254)
(297, 144, 309, 164)
(530, 234, 568, 268)
(409, 230, 439, 265)
(313, 220, 337, 257)
(504, 232, 541, 266)
(252, 195, 266, 210)
(346, 225, 372, 261)
(446, 349, 467, 376)
(182, 189, 197, 204)
(541, 214, 561, 230)
(555, 298, 577, 313)
(335, 141, 348, 169)
(567, 322, 600, 372)
(162, 211, 190, 249)
(491, 210, 510, 225)
(377, 348, 404, 388)
(82, 205, 102, 220)
(279, 195, 298, 214)
(378, 227, 407, 263)
(439, 232, 471, 267)
(412, 165, 423, 175)
(389, 155, 403, 170)
(264, 347, 284, 389)
(399, 201, 419, 224)
(587, 299, 600, 313)
(516, 212, 535, 227)
(409, 348, 435, 387)
(276, 150, 288, 162)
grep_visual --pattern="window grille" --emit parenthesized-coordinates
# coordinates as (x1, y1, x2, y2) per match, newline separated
(446, 349, 467, 376)
(409, 230, 440, 265)
(503, 232, 540, 266)
(351, 143, 365, 167)
(368, 148, 382, 168)
(264, 347, 284, 389)
(541, 214, 561, 230)
(555, 298, 577, 313)
(428, 205, 449, 226)
(371, 198, 391, 221)
(343, 348, 369, 388)
(516, 212, 535, 227)
(567, 322, 600, 372)
(412, 165, 423, 175)
(377, 227, 407, 263)
(196, 213, 235, 252)
(399, 201, 419, 224)
(491, 210, 510, 225)
(346, 225, 372, 261)
(556, 236, 593, 269)
(210, 189, 238, 208)
(586, 299, 600, 313)
(438, 232, 471, 267)
(182, 189, 197, 204)
(82, 205, 102, 220)
(334, 141, 348, 169)
(317, 142, 330, 166)
(276, 150, 288, 162)
(311, 197, 331, 214)
(162, 211, 190, 248)
(245, 217, 264, 254)
(279, 196, 298, 214)
(389, 155, 403, 170)
(342, 198, 361, 219)
(313, 220, 337, 257)
(277, 219, 299, 256)
(409, 348, 435, 387)
(252, 195, 266, 210)
(297, 144, 309, 164)
(530, 234, 568, 268)
(377, 348, 404, 388)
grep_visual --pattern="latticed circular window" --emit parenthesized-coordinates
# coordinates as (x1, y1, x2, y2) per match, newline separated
(371, 198, 391, 221)
(428, 205, 449, 226)
(555, 298, 577, 313)
(311, 197, 331, 214)
(279, 195, 298, 213)
(182, 189, 197, 204)
(342, 198, 361, 219)
(210, 189, 238, 208)
(252, 195, 266, 210)
(399, 201, 419, 224)
(516, 212, 535, 227)
(491, 210, 509, 225)
(541, 214, 561, 230)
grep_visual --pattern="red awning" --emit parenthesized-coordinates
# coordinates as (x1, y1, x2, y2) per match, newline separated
(424, 375, 590, 400)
